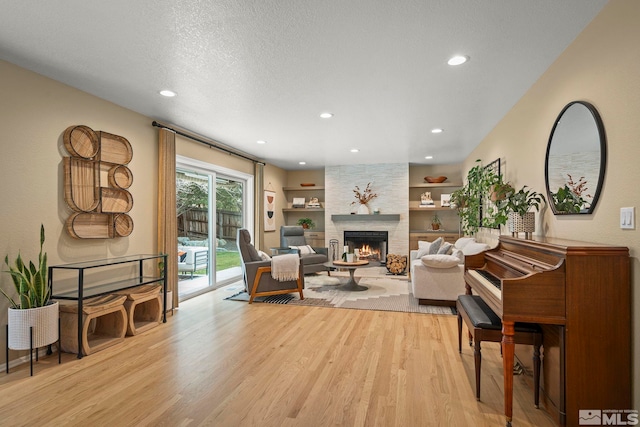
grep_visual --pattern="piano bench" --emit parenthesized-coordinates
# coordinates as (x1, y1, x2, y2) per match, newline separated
(456, 295, 543, 406)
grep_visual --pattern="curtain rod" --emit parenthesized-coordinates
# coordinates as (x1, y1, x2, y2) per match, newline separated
(152, 121, 266, 165)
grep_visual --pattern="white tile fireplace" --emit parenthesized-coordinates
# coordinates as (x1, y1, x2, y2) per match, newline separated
(325, 164, 409, 257)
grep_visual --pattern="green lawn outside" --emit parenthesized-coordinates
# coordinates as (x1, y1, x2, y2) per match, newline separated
(191, 250, 241, 275)
(215, 250, 241, 271)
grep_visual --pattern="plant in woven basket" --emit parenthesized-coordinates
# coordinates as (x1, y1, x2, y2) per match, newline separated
(500, 186, 545, 217)
(2, 224, 49, 309)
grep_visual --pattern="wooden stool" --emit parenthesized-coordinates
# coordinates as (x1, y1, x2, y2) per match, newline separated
(456, 294, 542, 405)
(59, 295, 127, 356)
(115, 284, 162, 336)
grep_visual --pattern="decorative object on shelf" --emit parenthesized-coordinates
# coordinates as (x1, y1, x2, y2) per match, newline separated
(62, 125, 134, 239)
(351, 182, 377, 214)
(420, 191, 435, 207)
(431, 213, 441, 230)
(386, 254, 407, 275)
(549, 174, 591, 214)
(307, 197, 321, 208)
(440, 194, 451, 207)
(502, 186, 546, 238)
(373, 208, 380, 215)
(357, 204, 370, 214)
(300, 183, 315, 187)
(2, 225, 59, 374)
(545, 101, 605, 215)
(264, 189, 276, 231)
(292, 197, 305, 208)
(425, 176, 447, 183)
(296, 218, 315, 230)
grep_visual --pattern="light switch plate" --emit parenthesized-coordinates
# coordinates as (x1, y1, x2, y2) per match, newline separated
(620, 207, 635, 229)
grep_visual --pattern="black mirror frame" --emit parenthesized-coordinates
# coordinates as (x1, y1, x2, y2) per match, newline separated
(545, 101, 606, 215)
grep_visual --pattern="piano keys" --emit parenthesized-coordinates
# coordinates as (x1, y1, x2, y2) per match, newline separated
(464, 235, 630, 427)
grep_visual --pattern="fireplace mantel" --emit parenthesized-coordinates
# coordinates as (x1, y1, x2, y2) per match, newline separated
(331, 214, 400, 221)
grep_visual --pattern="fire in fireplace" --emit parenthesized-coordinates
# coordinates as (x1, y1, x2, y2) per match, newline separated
(344, 230, 388, 263)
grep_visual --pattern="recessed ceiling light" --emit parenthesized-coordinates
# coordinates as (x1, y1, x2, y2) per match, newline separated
(350, 148, 359, 153)
(425, 156, 433, 160)
(299, 161, 306, 165)
(159, 90, 177, 97)
(256, 140, 267, 144)
(447, 55, 469, 66)
(319, 112, 333, 119)
(431, 128, 444, 134)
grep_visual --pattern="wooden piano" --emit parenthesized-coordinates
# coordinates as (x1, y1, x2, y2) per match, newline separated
(464, 235, 630, 427)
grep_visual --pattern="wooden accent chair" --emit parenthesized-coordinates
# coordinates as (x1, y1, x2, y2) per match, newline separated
(237, 229, 304, 303)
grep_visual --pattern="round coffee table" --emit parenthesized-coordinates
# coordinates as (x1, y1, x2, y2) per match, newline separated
(323, 260, 379, 291)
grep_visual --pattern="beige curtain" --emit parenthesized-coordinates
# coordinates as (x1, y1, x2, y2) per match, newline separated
(157, 128, 179, 309)
(254, 163, 264, 249)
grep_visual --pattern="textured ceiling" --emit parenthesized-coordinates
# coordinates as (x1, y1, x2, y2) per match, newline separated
(0, 0, 607, 170)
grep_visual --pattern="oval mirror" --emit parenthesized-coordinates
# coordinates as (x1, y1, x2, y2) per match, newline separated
(545, 101, 606, 215)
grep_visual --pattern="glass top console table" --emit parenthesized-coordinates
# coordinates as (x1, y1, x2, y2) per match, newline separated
(49, 254, 167, 358)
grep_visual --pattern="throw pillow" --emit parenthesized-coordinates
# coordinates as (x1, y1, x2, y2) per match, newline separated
(289, 245, 316, 255)
(178, 250, 187, 262)
(437, 242, 453, 255)
(257, 250, 272, 261)
(415, 237, 443, 258)
(454, 237, 476, 250)
(421, 254, 460, 269)
(451, 248, 464, 263)
(462, 242, 490, 256)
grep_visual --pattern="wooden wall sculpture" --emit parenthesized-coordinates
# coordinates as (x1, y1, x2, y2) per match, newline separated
(63, 125, 134, 238)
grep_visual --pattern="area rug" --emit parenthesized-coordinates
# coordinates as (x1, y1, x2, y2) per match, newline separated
(224, 269, 455, 315)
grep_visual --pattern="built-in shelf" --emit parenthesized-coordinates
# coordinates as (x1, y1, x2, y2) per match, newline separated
(409, 207, 455, 211)
(282, 208, 324, 212)
(409, 182, 463, 188)
(331, 214, 400, 221)
(283, 186, 325, 191)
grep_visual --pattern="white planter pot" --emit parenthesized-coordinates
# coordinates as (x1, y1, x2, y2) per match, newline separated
(357, 204, 369, 214)
(8, 301, 59, 350)
(508, 212, 535, 233)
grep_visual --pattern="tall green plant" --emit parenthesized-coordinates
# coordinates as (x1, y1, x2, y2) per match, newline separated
(458, 159, 509, 235)
(1, 224, 49, 309)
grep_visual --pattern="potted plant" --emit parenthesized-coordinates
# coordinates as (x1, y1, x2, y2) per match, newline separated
(296, 218, 315, 229)
(351, 182, 378, 214)
(2, 225, 59, 352)
(501, 186, 546, 237)
(490, 180, 514, 203)
(431, 213, 441, 230)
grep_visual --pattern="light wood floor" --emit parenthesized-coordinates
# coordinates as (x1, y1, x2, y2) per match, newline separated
(0, 285, 557, 427)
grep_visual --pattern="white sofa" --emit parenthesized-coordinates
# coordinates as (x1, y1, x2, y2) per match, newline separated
(410, 238, 490, 306)
(178, 246, 209, 278)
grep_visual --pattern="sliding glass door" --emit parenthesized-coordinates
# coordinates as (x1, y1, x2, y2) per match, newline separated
(176, 156, 253, 301)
